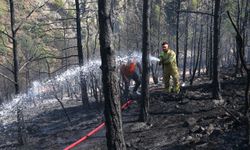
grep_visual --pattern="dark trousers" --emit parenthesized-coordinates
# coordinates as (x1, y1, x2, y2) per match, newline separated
(123, 73, 141, 98)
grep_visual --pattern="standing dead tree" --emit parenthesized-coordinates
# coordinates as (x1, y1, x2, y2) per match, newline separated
(98, 0, 126, 149)
(227, 11, 250, 146)
(211, 0, 221, 99)
(0, 0, 48, 145)
(75, 0, 89, 107)
(139, 0, 150, 123)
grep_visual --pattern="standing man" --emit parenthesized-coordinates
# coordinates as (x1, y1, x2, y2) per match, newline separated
(159, 42, 180, 93)
(120, 57, 142, 98)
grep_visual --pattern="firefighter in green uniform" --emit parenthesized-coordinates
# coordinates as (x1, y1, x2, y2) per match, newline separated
(159, 42, 180, 93)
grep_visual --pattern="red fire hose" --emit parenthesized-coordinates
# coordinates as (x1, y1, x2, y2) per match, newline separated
(64, 100, 133, 150)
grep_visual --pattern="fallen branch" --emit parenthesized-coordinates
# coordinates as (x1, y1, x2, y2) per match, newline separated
(219, 105, 243, 124)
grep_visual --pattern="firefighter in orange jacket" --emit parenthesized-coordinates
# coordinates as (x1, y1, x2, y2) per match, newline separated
(159, 42, 180, 93)
(120, 58, 142, 97)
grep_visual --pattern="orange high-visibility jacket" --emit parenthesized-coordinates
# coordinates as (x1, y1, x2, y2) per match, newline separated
(121, 62, 136, 77)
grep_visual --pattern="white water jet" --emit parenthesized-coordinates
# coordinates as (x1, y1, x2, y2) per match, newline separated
(0, 52, 160, 126)
(149, 54, 160, 62)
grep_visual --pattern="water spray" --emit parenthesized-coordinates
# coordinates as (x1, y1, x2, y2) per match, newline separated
(0, 52, 160, 126)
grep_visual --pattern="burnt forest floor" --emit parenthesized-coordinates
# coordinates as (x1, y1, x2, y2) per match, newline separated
(0, 71, 248, 150)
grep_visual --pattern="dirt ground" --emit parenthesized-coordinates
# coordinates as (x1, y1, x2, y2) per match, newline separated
(0, 73, 248, 150)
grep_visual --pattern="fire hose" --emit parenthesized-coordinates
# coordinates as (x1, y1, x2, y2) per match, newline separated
(64, 100, 133, 150)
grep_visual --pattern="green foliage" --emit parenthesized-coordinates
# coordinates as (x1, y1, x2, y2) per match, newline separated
(0, 24, 4, 31)
(67, 9, 74, 18)
(53, 0, 64, 7)
(18, 33, 33, 51)
(191, 0, 199, 9)
(0, 40, 7, 55)
(0, 24, 9, 55)
(0, 0, 7, 17)
(16, 0, 25, 11)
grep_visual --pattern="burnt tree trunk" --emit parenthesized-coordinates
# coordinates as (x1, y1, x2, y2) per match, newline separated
(9, 0, 26, 145)
(205, 14, 210, 75)
(75, 0, 89, 106)
(98, 0, 126, 149)
(228, 10, 250, 146)
(209, 0, 214, 80)
(176, 0, 181, 66)
(182, 13, 189, 82)
(190, 24, 203, 85)
(9, 0, 19, 96)
(212, 0, 222, 99)
(139, 0, 150, 123)
(190, 14, 198, 77)
(198, 25, 204, 76)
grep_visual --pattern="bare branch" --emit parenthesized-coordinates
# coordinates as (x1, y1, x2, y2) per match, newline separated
(61, 46, 77, 51)
(14, 1, 49, 33)
(178, 10, 214, 16)
(0, 31, 13, 39)
(57, 17, 76, 21)
(29, 63, 79, 75)
(41, 27, 78, 33)
(0, 63, 13, 73)
(227, 11, 249, 72)
(0, 72, 15, 83)
(33, 55, 78, 61)
(18, 55, 36, 72)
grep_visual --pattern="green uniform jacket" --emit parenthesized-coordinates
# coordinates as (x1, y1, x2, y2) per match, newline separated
(159, 49, 178, 73)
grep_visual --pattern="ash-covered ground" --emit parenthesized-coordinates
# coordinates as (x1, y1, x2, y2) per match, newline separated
(0, 73, 248, 150)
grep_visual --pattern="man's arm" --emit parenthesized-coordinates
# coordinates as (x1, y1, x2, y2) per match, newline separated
(159, 52, 164, 65)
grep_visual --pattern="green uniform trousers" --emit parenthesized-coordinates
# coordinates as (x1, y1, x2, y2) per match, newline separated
(163, 64, 180, 93)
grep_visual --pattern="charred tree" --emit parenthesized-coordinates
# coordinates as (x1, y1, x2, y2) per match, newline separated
(175, 0, 181, 66)
(198, 25, 204, 76)
(75, 0, 89, 106)
(190, 24, 203, 85)
(9, 0, 19, 95)
(209, 0, 214, 79)
(139, 0, 150, 123)
(190, 14, 198, 77)
(9, 0, 25, 145)
(182, 12, 189, 82)
(98, 0, 126, 149)
(212, 0, 222, 99)
(205, 14, 210, 75)
(228, 10, 250, 146)
(234, 0, 249, 76)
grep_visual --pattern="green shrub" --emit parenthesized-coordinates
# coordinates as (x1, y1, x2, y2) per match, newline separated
(0, 0, 7, 17)
(53, 0, 64, 7)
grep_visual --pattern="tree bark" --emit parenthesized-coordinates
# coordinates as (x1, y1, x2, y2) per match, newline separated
(212, 0, 221, 99)
(205, 14, 209, 75)
(9, 0, 26, 145)
(227, 9, 250, 146)
(98, 0, 126, 149)
(75, 0, 89, 106)
(198, 25, 204, 76)
(176, 0, 181, 66)
(209, 0, 214, 80)
(139, 0, 150, 122)
(9, 0, 19, 95)
(190, 24, 203, 85)
(182, 13, 189, 82)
